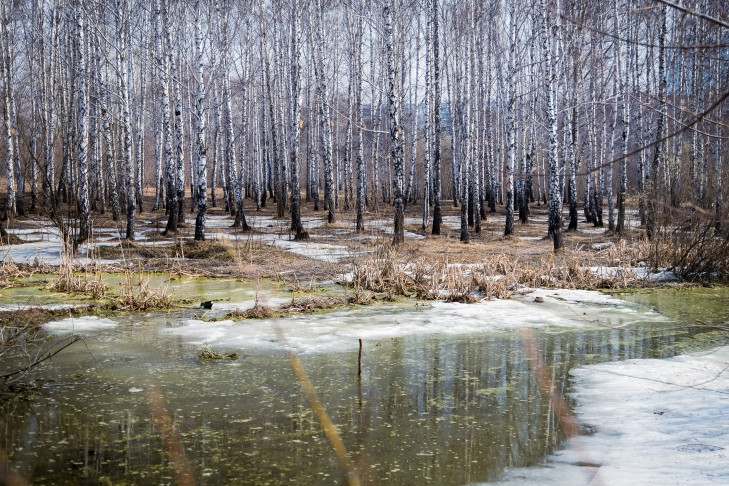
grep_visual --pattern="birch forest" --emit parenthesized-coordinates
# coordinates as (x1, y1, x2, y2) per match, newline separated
(1, 0, 728, 251)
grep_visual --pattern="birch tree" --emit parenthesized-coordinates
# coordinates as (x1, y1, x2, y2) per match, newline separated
(384, 0, 405, 244)
(541, 0, 563, 250)
(1, 0, 17, 217)
(313, 0, 335, 224)
(115, 0, 135, 240)
(289, 0, 308, 240)
(74, 1, 91, 244)
(193, 0, 208, 241)
(431, 0, 443, 236)
(504, 1, 517, 237)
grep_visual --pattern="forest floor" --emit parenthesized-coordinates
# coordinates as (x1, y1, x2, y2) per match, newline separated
(0, 191, 668, 293)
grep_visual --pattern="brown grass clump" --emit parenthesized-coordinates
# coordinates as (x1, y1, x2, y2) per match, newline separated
(98, 238, 236, 262)
(0, 233, 24, 245)
(350, 246, 486, 301)
(348, 244, 617, 302)
(45, 257, 108, 299)
(198, 346, 239, 361)
(113, 271, 174, 311)
(218, 293, 380, 321)
(281, 294, 378, 313)
(180, 239, 237, 262)
(280, 296, 346, 313)
(227, 304, 277, 319)
(0, 258, 25, 288)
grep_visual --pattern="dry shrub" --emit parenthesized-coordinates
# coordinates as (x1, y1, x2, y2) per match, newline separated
(656, 208, 729, 280)
(0, 233, 23, 246)
(114, 271, 174, 310)
(603, 238, 651, 267)
(1, 307, 84, 393)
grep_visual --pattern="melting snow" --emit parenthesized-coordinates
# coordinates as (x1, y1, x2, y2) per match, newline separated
(164, 290, 664, 354)
(42, 316, 118, 335)
(497, 346, 729, 485)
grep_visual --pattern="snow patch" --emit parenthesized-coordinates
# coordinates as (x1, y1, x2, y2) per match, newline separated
(43, 316, 118, 335)
(497, 346, 729, 485)
(164, 294, 664, 355)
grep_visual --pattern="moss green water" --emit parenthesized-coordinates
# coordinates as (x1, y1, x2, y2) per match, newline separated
(1, 274, 290, 312)
(1, 286, 728, 485)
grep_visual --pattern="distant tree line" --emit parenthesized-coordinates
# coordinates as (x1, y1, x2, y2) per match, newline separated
(1, 0, 727, 250)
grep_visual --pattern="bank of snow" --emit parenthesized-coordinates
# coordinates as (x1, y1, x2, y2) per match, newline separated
(164, 289, 665, 354)
(496, 346, 729, 485)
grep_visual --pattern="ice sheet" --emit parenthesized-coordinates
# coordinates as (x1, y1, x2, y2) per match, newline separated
(496, 346, 729, 485)
(42, 316, 118, 335)
(164, 291, 664, 355)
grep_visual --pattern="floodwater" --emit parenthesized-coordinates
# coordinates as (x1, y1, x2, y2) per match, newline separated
(2, 283, 728, 485)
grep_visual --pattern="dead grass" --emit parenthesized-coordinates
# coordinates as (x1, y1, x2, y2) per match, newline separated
(198, 346, 239, 361)
(0, 233, 24, 245)
(348, 243, 626, 301)
(97, 238, 236, 262)
(219, 292, 380, 321)
(227, 304, 277, 319)
(653, 207, 729, 280)
(4, 189, 723, 302)
(281, 293, 378, 312)
(45, 254, 108, 299)
(0, 258, 26, 288)
(112, 270, 175, 311)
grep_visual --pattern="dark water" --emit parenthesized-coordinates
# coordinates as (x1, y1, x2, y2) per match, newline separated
(2, 287, 728, 485)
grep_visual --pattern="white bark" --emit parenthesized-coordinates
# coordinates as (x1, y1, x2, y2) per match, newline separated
(384, 1, 405, 244)
(289, 0, 306, 239)
(193, 0, 207, 241)
(1, 0, 17, 217)
(313, 0, 335, 223)
(504, 2, 517, 237)
(76, 1, 91, 243)
(541, 0, 563, 250)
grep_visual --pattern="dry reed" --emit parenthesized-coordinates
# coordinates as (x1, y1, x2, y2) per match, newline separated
(113, 270, 174, 310)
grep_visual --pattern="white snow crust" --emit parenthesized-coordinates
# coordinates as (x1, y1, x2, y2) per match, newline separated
(42, 316, 118, 335)
(164, 290, 663, 354)
(496, 347, 729, 485)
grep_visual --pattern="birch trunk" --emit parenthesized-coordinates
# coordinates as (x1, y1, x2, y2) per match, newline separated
(541, 0, 563, 250)
(646, 5, 666, 240)
(616, 0, 629, 234)
(384, 1, 405, 244)
(261, 3, 282, 223)
(421, 1, 433, 230)
(135, 19, 147, 214)
(116, 0, 135, 240)
(289, 0, 307, 240)
(504, 3, 517, 237)
(162, 0, 178, 234)
(1, 0, 17, 217)
(76, 1, 91, 244)
(431, 0, 442, 235)
(354, 4, 365, 232)
(193, 0, 207, 241)
(313, 0, 335, 223)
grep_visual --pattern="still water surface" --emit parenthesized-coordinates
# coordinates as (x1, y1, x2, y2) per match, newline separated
(2, 284, 728, 485)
